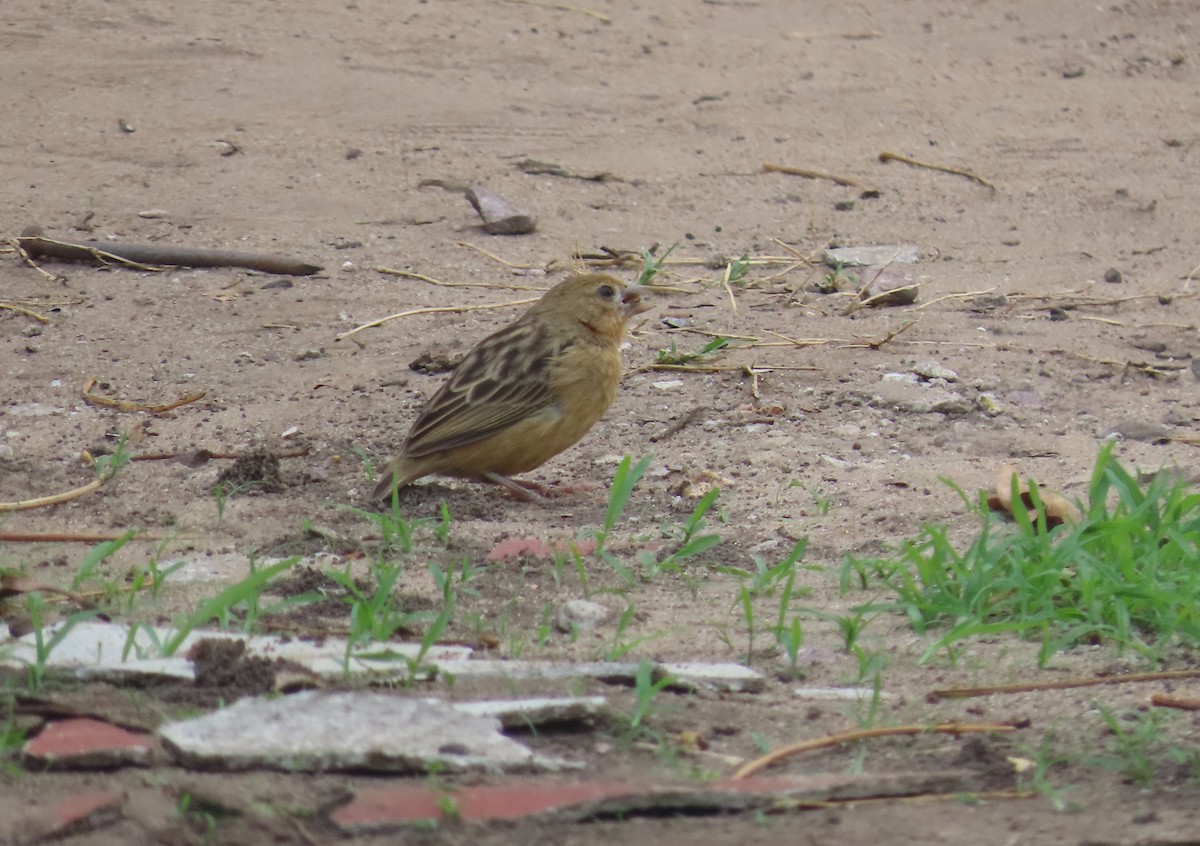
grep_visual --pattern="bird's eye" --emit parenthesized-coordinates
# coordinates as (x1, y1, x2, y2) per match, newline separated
(597, 284, 616, 300)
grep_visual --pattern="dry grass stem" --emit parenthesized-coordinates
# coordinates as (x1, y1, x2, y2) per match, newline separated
(337, 298, 540, 341)
(82, 377, 207, 414)
(377, 266, 546, 291)
(762, 161, 862, 188)
(732, 723, 1019, 779)
(879, 151, 997, 190)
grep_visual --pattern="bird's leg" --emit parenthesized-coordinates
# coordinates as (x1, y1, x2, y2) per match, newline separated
(483, 472, 548, 502)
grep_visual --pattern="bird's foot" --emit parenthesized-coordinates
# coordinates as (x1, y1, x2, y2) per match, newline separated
(484, 473, 554, 502)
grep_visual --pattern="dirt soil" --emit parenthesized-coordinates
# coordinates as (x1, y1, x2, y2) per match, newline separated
(3, 0, 1200, 843)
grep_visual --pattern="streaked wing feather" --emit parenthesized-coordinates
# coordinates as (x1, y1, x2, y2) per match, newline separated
(403, 321, 565, 457)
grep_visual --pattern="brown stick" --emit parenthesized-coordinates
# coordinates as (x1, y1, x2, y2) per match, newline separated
(878, 151, 997, 191)
(0, 531, 176, 543)
(17, 233, 322, 276)
(930, 669, 1200, 701)
(1150, 694, 1200, 711)
(82, 377, 207, 414)
(763, 162, 861, 188)
(732, 722, 1020, 779)
(0, 302, 51, 323)
(0, 464, 118, 513)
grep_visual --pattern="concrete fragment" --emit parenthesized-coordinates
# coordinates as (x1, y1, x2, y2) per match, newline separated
(159, 691, 568, 773)
(658, 662, 765, 693)
(0, 621, 472, 684)
(793, 687, 895, 701)
(450, 696, 607, 729)
(431, 659, 640, 683)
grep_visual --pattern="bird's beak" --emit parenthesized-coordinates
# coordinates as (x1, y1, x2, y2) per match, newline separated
(621, 285, 653, 317)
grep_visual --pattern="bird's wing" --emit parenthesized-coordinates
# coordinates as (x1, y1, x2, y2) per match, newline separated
(403, 322, 566, 457)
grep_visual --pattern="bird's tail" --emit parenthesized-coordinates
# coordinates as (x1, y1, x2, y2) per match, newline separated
(372, 458, 414, 502)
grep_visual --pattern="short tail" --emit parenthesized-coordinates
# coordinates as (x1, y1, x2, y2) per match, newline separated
(372, 469, 400, 502)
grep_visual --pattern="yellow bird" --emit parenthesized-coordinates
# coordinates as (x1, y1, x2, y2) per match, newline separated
(373, 273, 652, 501)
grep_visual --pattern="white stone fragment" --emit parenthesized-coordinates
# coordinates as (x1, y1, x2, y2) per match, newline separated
(449, 696, 607, 728)
(160, 691, 566, 772)
(0, 621, 472, 683)
(658, 662, 766, 693)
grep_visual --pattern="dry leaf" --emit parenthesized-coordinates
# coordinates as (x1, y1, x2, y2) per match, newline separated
(988, 465, 1081, 528)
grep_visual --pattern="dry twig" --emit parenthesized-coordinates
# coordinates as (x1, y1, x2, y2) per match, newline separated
(16, 232, 322, 276)
(336, 298, 540, 341)
(502, 0, 610, 22)
(930, 669, 1200, 701)
(0, 461, 120, 513)
(732, 722, 1020, 779)
(377, 266, 545, 291)
(82, 377, 206, 415)
(762, 162, 861, 188)
(879, 151, 997, 191)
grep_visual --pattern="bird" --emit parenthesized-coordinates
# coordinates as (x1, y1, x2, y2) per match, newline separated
(373, 273, 652, 501)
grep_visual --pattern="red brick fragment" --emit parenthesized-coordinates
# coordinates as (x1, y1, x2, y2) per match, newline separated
(485, 537, 597, 563)
(23, 717, 157, 768)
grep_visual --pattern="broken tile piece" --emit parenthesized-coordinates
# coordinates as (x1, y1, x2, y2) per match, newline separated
(4, 791, 125, 843)
(450, 696, 607, 729)
(159, 691, 570, 773)
(23, 717, 157, 768)
(658, 662, 766, 693)
(331, 771, 979, 831)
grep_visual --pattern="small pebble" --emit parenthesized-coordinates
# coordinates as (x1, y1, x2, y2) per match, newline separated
(1048, 307, 1068, 321)
(1103, 267, 1123, 284)
(555, 600, 611, 633)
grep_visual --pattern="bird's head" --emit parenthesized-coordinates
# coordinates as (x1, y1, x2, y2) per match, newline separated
(530, 273, 652, 341)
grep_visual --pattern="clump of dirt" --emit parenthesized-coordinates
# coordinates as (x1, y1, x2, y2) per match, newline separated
(187, 638, 278, 695)
(216, 451, 284, 494)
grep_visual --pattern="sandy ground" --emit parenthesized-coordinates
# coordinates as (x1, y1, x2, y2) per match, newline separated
(2, 0, 1200, 842)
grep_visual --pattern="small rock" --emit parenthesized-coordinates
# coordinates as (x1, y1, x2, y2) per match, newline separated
(660, 316, 692, 329)
(824, 244, 919, 267)
(466, 186, 537, 235)
(556, 600, 611, 633)
(294, 349, 325, 361)
(137, 209, 170, 219)
(1103, 267, 1123, 284)
(651, 380, 685, 391)
(1104, 420, 1171, 444)
(913, 361, 958, 382)
(658, 662, 766, 693)
(853, 379, 972, 415)
(969, 293, 1009, 311)
(857, 267, 919, 306)
(1048, 307, 1068, 321)
(1129, 337, 1167, 354)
